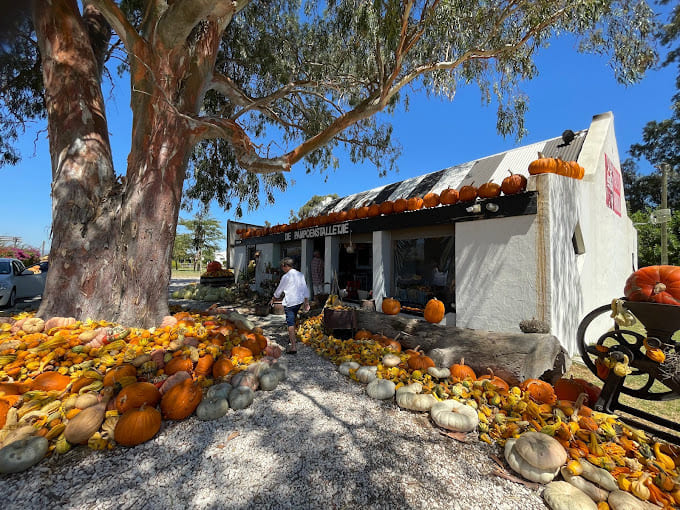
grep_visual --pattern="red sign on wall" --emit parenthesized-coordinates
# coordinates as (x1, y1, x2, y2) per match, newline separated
(605, 154, 622, 217)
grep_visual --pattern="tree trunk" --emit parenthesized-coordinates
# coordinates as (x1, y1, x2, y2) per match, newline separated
(33, 0, 195, 327)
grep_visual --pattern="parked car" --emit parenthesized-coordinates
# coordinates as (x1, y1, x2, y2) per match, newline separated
(0, 258, 47, 307)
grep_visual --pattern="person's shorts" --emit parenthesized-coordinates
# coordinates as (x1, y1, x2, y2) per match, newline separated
(284, 303, 303, 327)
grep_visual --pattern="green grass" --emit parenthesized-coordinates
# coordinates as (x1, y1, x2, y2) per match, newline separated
(171, 268, 202, 278)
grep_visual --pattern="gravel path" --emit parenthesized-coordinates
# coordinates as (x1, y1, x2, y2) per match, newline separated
(2, 281, 549, 509)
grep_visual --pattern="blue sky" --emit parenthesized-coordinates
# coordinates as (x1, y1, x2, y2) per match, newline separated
(1, 28, 676, 254)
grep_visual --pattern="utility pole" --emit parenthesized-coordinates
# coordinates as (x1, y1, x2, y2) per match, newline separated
(661, 163, 669, 265)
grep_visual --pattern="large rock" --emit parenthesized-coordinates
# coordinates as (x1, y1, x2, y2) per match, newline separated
(353, 309, 568, 385)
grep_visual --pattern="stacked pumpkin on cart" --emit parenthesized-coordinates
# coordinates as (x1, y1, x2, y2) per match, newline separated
(297, 315, 680, 509)
(0, 311, 285, 473)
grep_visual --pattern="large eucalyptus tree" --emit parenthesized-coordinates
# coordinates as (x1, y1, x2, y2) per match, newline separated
(2, 0, 658, 326)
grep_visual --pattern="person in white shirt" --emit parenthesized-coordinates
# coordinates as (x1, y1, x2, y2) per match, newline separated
(269, 257, 310, 354)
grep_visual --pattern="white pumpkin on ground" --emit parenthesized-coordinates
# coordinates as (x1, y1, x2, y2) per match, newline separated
(338, 361, 360, 376)
(560, 467, 609, 502)
(196, 397, 229, 421)
(430, 399, 479, 432)
(355, 365, 377, 384)
(395, 383, 437, 412)
(366, 379, 396, 400)
(504, 431, 566, 484)
(427, 367, 451, 380)
(381, 354, 401, 368)
(607, 489, 651, 510)
(0, 436, 49, 474)
(577, 458, 618, 491)
(258, 368, 281, 391)
(542, 481, 598, 510)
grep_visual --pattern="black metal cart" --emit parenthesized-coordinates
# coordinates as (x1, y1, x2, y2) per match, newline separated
(577, 300, 680, 443)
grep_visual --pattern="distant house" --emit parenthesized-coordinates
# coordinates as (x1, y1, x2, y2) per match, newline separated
(234, 112, 636, 356)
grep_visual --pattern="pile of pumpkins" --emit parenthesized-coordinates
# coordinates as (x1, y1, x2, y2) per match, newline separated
(171, 283, 236, 302)
(201, 261, 234, 279)
(297, 314, 680, 510)
(238, 170, 529, 239)
(0, 310, 286, 474)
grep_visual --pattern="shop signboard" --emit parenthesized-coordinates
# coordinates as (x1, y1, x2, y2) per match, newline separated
(604, 154, 622, 217)
(284, 222, 350, 241)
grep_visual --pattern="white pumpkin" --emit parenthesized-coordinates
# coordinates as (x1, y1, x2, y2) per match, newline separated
(366, 379, 396, 400)
(0, 436, 49, 474)
(504, 432, 566, 484)
(542, 481, 598, 510)
(381, 354, 401, 368)
(427, 366, 451, 380)
(196, 397, 229, 421)
(577, 458, 618, 491)
(395, 383, 437, 412)
(258, 369, 281, 391)
(206, 382, 233, 400)
(607, 489, 649, 510)
(338, 361, 360, 376)
(560, 467, 609, 502)
(355, 365, 377, 384)
(430, 399, 479, 432)
(228, 387, 254, 410)
(270, 361, 288, 381)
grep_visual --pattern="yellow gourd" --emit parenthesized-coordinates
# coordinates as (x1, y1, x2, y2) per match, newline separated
(652, 442, 675, 471)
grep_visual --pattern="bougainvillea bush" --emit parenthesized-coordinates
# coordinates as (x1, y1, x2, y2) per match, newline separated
(0, 246, 41, 266)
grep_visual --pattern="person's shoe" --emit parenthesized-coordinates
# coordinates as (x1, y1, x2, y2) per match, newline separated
(285, 347, 297, 355)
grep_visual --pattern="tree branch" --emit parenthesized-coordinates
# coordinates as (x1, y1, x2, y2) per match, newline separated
(157, 0, 249, 49)
(85, 0, 141, 54)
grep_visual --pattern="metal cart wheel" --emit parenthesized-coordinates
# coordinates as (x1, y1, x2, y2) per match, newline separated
(577, 304, 679, 402)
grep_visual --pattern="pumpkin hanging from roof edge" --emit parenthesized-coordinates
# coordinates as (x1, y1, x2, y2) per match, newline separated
(381, 297, 401, 315)
(406, 196, 423, 211)
(423, 298, 445, 323)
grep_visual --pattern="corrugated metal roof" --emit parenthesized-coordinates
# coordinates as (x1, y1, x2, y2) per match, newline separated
(313, 129, 587, 215)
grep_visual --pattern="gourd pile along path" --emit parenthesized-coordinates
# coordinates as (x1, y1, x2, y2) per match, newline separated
(2, 312, 548, 510)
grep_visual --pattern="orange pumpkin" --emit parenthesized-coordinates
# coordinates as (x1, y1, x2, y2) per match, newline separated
(423, 298, 445, 324)
(449, 358, 476, 381)
(406, 197, 423, 211)
(336, 210, 349, 222)
(378, 201, 394, 215)
(346, 208, 357, 220)
(194, 354, 215, 377)
(554, 377, 601, 405)
(393, 198, 408, 213)
(477, 181, 501, 199)
(31, 372, 71, 391)
(0, 381, 32, 395)
(458, 184, 477, 202)
(160, 379, 203, 420)
(478, 369, 510, 392)
(367, 203, 380, 217)
(528, 153, 559, 175)
(624, 265, 680, 306)
(501, 170, 527, 195)
(520, 378, 556, 404)
(381, 297, 401, 315)
(439, 187, 459, 205)
(356, 204, 370, 219)
(115, 405, 162, 446)
(422, 192, 440, 208)
(378, 337, 402, 353)
(115, 382, 161, 414)
(70, 377, 98, 394)
(212, 356, 234, 378)
(103, 364, 137, 387)
(241, 337, 263, 357)
(164, 357, 193, 376)
(408, 353, 435, 370)
(355, 329, 373, 340)
(231, 345, 253, 361)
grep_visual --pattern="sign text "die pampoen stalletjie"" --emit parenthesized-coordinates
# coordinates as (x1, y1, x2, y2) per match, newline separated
(284, 222, 350, 240)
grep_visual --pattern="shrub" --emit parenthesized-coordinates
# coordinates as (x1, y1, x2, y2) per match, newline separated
(0, 246, 41, 266)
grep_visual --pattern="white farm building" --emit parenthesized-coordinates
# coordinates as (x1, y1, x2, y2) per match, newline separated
(234, 112, 637, 356)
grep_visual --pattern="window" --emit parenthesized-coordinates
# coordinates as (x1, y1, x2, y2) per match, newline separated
(572, 222, 585, 255)
(393, 236, 455, 314)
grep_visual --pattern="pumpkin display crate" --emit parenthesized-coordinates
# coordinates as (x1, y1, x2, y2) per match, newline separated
(322, 307, 357, 333)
